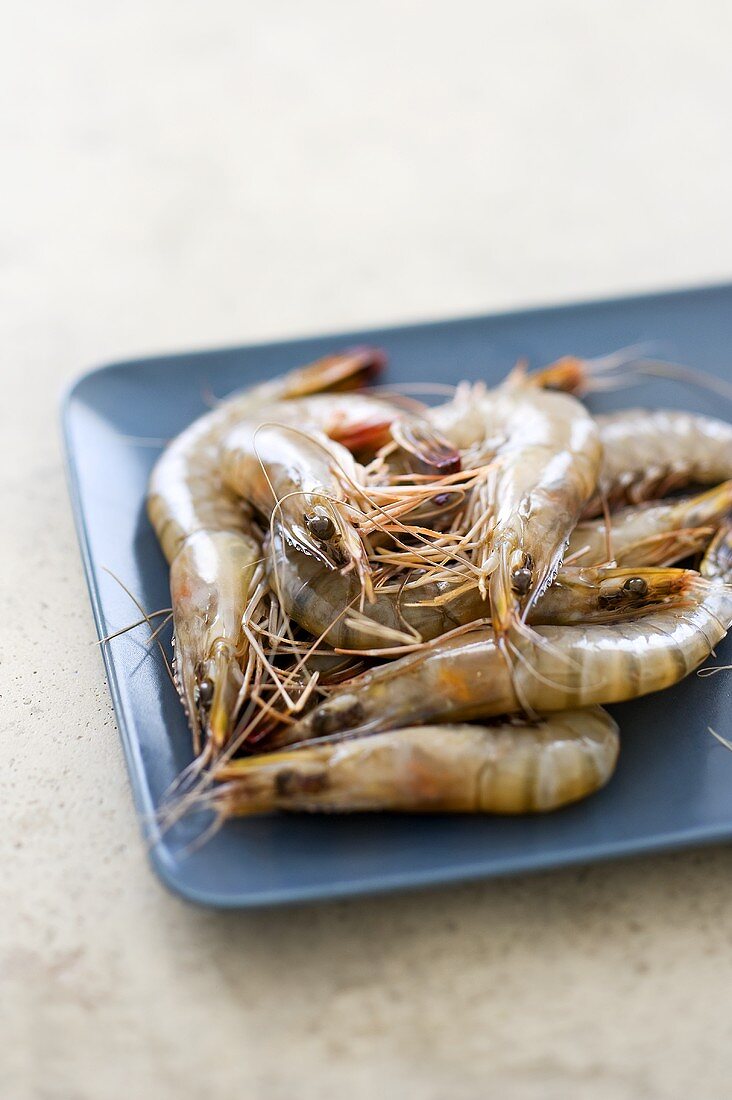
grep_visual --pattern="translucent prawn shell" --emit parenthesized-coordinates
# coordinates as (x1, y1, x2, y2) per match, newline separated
(170, 529, 258, 746)
(567, 481, 732, 567)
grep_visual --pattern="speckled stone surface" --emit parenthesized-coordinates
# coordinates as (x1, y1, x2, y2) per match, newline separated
(3, 3, 732, 1097)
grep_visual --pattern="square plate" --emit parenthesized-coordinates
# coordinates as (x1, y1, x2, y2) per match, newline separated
(63, 283, 732, 907)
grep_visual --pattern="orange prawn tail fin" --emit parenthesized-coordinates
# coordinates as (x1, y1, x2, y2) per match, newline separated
(526, 356, 587, 394)
(283, 347, 387, 400)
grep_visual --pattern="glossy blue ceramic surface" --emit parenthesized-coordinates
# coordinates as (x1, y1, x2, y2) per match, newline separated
(63, 284, 732, 907)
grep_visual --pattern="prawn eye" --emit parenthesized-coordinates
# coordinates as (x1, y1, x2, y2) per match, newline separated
(310, 695, 364, 736)
(623, 576, 648, 597)
(305, 513, 336, 542)
(511, 567, 533, 596)
(197, 676, 214, 707)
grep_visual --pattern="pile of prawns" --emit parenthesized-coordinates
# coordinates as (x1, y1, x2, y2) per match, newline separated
(146, 346, 732, 819)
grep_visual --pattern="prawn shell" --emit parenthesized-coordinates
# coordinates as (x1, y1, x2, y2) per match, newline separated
(567, 480, 732, 567)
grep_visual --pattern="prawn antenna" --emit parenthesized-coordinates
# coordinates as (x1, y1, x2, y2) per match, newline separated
(111, 431, 171, 448)
(709, 727, 732, 751)
(632, 359, 732, 405)
(698, 663, 732, 679)
(99, 566, 176, 687)
(96, 608, 172, 645)
(160, 741, 215, 803)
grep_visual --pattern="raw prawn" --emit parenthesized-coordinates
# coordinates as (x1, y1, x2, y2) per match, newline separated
(268, 529, 702, 649)
(219, 393, 454, 596)
(147, 347, 384, 750)
(426, 378, 602, 634)
(566, 480, 732, 566)
(594, 410, 732, 509)
(218, 708, 619, 815)
(272, 578, 732, 745)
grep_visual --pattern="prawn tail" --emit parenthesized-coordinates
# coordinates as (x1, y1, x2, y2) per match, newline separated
(282, 346, 387, 400)
(527, 343, 660, 395)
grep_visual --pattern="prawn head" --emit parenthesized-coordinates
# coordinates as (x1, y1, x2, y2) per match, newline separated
(170, 530, 254, 750)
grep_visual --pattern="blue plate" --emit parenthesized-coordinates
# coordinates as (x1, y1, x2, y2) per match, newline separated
(63, 283, 732, 907)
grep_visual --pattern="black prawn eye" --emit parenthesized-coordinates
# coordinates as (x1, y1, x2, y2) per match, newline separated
(511, 566, 532, 595)
(623, 576, 648, 597)
(197, 676, 214, 707)
(305, 513, 336, 541)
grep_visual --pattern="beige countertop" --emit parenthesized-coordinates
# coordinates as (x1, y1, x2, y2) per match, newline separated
(3, 3, 732, 1097)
